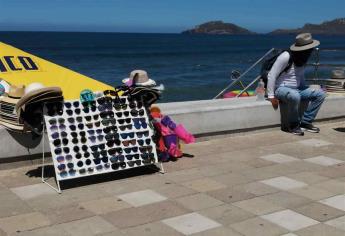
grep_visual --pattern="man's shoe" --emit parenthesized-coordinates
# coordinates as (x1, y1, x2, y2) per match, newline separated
(290, 126, 304, 136)
(300, 123, 320, 133)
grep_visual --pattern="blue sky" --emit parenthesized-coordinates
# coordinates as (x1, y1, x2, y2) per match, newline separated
(0, 0, 343, 33)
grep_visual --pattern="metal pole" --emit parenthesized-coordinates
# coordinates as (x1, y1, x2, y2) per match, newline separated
(213, 48, 275, 99)
(236, 75, 261, 97)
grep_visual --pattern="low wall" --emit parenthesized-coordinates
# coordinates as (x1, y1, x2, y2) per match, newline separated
(1, 95, 345, 161)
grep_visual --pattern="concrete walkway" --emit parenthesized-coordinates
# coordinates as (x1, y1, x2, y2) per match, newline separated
(0, 121, 344, 236)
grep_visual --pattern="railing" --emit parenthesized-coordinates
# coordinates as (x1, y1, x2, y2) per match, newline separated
(214, 48, 345, 99)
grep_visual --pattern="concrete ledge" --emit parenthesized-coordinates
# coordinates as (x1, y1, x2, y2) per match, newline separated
(1, 95, 345, 161)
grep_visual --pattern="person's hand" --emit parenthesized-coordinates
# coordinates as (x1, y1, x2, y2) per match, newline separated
(268, 97, 279, 110)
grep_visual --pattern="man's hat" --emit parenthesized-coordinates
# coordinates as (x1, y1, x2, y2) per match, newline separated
(290, 33, 320, 51)
(122, 70, 156, 87)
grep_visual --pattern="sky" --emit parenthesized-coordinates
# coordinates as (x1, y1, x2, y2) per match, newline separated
(0, 0, 344, 33)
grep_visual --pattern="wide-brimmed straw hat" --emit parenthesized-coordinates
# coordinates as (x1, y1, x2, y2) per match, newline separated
(331, 70, 345, 79)
(290, 33, 320, 51)
(8, 84, 25, 98)
(122, 70, 156, 87)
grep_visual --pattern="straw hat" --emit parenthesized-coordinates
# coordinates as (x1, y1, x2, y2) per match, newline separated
(331, 70, 345, 79)
(8, 84, 25, 98)
(290, 33, 320, 51)
(122, 70, 156, 86)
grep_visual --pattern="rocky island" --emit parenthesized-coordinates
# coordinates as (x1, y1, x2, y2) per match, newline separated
(182, 21, 255, 35)
(270, 18, 345, 35)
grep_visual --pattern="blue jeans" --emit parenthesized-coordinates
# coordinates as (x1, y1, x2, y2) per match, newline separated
(275, 86, 326, 125)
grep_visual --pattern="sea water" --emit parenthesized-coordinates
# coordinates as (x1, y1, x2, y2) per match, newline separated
(1, 32, 344, 102)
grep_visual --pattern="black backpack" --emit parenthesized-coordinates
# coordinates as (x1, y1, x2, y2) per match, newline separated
(260, 50, 293, 88)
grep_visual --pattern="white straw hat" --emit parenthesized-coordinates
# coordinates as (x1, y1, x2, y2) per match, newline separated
(122, 70, 156, 86)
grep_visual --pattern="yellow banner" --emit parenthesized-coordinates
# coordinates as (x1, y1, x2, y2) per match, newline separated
(0, 42, 113, 99)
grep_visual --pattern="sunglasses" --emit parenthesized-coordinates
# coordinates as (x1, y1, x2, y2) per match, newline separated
(72, 137, 87, 144)
(50, 124, 66, 132)
(90, 143, 106, 152)
(66, 108, 81, 116)
(85, 159, 92, 165)
(129, 101, 143, 109)
(98, 103, 113, 112)
(118, 118, 131, 125)
(114, 103, 128, 111)
(92, 150, 107, 159)
(51, 131, 67, 139)
(103, 126, 117, 134)
(86, 121, 101, 129)
(119, 124, 132, 131)
(85, 114, 99, 122)
(101, 119, 116, 126)
(139, 146, 153, 153)
(115, 111, 130, 118)
(100, 111, 114, 119)
(89, 135, 104, 143)
(136, 131, 149, 138)
(84, 151, 91, 158)
(75, 153, 82, 159)
(120, 132, 135, 139)
(133, 118, 147, 129)
(64, 101, 80, 109)
(122, 139, 136, 147)
(82, 100, 96, 108)
(106, 139, 121, 147)
(53, 138, 68, 147)
(49, 118, 64, 125)
(56, 156, 65, 163)
(125, 154, 140, 161)
(82, 105, 97, 113)
(67, 162, 74, 169)
(130, 109, 145, 117)
(97, 96, 112, 105)
(124, 147, 138, 154)
(87, 129, 103, 135)
(103, 90, 118, 96)
(65, 154, 73, 162)
(108, 148, 123, 155)
(137, 138, 151, 146)
(54, 147, 70, 155)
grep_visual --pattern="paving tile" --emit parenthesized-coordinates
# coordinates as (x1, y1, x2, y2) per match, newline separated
(241, 167, 281, 181)
(319, 194, 345, 211)
(260, 176, 308, 190)
(304, 156, 344, 166)
(207, 187, 256, 204)
(10, 183, 56, 200)
(298, 139, 332, 147)
(79, 196, 131, 215)
(296, 223, 345, 236)
(164, 168, 204, 183)
(198, 204, 254, 225)
(293, 202, 345, 222)
(40, 204, 95, 225)
(318, 164, 345, 178)
(229, 217, 288, 236)
(211, 173, 252, 187)
(175, 193, 224, 211)
(325, 215, 345, 231)
(259, 153, 300, 163)
(99, 179, 147, 195)
(153, 183, 197, 199)
(286, 172, 330, 185)
(190, 226, 242, 236)
(232, 197, 285, 215)
(104, 200, 189, 228)
(181, 178, 227, 192)
(280, 234, 299, 236)
(0, 212, 51, 234)
(312, 179, 345, 195)
(162, 213, 221, 235)
(236, 182, 280, 196)
(60, 216, 117, 236)
(120, 222, 182, 236)
(12, 224, 69, 236)
(117, 189, 167, 207)
(262, 192, 311, 209)
(261, 209, 319, 231)
(0, 189, 33, 218)
(288, 186, 335, 201)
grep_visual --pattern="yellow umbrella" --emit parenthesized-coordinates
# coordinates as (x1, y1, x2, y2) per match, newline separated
(0, 42, 113, 99)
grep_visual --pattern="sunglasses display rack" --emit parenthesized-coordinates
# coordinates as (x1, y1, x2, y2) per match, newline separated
(42, 96, 161, 193)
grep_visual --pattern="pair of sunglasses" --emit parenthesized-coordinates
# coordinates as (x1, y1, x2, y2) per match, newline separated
(124, 147, 138, 154)
(114, 103, 128, 111)
(108, 147, 123, 155)
(103, 126, 117, 134)
(125, 154, 140, 160)
(86, 121, 101, 129)
(89, 135, 104, 143)
(51, 131, 67, 139)
(49, 118, 65, 125)
(106, 139, 121, 148)
(111, 162, 126, 170)
(130, 109, 145, 117)
(139, 145, 153, 153)
(110, 154, 125, 163)
(115, 111, 130, 118)
(101, 118, 116, 126)
(82, 105, 97, 113)
(105, 133, 120, 141)
(69, 123, 84, 131)
(103, 90, 118, 96)
(66, 109, 81, 116)
(53, 138, 68, 147)
(50, 124, 66, 132)
(67, 117, 83, 123)
(92, 150, 107, 158)
(85, 114, 99, 121)
(46, 102, 63, 116)
(82, 101, 96, 107)
(72, 137, 87, 144)
(119, 124, 132, 131)
(128, 160, 142, 167)
(122, 139, 136, 147)
(91, 143, 106, 152)
(133, 118, 147, 129)
(100, 111, 114, 119)
(87, 129, 103, 135)
(141, 152, 155, 160)
(137, 138, 151, 146)
(136, 131, 149, 138)
(118, 118, 131, 125)
(120, 132, 135, 139)
(64, 101, 80, 109)
(54, 147, 70, 155)
(97, 96, 112, 105)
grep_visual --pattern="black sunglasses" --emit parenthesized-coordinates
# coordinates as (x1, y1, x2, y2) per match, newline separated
(103, 126, 117, 134)
(137, 139, 151, 146)
(136, 131, 149, 138)
(106, 139, 121, 147)
(101, 118, 116, 126)
(119, 124, 132, 131)
(130, 109, 145, 117)
(120, 132, 135, 139)
(118, 118, 131, 125)
(53, 138, 68, 147)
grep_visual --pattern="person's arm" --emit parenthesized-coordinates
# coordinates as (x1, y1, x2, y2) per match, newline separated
(267, 51, 290, 98)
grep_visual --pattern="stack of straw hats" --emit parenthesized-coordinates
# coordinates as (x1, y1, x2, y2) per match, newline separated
(325, 70, 345, 94)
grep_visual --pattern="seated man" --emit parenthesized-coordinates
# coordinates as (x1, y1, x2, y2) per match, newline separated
(267, 33, 326, 136)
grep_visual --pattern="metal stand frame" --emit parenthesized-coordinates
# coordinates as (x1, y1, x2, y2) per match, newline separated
(41, 124, 62, 194)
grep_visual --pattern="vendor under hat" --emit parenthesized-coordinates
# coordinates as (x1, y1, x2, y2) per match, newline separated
(331, 69, 345, 79)
(122, 70, 156, 87)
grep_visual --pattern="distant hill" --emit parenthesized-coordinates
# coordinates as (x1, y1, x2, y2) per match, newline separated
(270, 18, 345, 35)
(182, 21, 255, 35)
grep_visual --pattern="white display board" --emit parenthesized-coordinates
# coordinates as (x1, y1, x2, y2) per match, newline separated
(44, 96, 158, 181)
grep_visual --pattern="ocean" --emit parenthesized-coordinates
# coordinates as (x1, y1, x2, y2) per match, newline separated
(1, 32, 344, 102)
